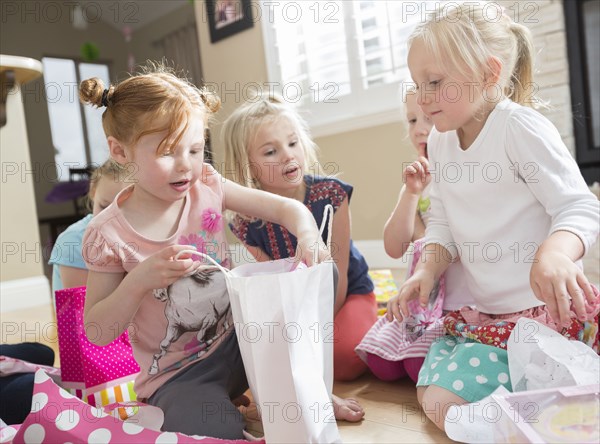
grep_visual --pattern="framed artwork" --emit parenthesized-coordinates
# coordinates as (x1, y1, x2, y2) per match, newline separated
(206, 0, 254, 43)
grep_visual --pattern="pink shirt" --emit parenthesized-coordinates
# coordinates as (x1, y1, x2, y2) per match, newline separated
(83, 164, 233, 399)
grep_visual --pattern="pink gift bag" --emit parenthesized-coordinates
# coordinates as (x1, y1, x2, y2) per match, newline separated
(54, 286, 140, 406)
(9, 370, 262, 444)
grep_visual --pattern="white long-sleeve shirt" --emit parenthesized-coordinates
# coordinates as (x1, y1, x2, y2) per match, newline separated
(425, 98, 599, 314)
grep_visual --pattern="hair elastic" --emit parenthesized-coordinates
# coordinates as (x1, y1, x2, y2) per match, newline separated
(101, 89, 110, 107)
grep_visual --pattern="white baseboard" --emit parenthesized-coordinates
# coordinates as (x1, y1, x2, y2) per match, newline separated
(0, 276, 52, 312)
(354, 239, 410, 270)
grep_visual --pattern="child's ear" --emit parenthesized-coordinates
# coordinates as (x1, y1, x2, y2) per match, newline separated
(485, 56, 503, 85)
(108, 136, 129, 165)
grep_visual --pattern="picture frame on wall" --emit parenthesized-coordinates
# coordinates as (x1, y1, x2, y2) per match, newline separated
(206, 0, 254, 43)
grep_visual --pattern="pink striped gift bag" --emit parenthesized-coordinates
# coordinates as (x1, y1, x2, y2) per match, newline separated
(55, 286, 140, 408)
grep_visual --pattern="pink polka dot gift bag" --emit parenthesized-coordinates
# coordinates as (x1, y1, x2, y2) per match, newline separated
(54, 286, 140, 408)
(5, 369, 262, 444)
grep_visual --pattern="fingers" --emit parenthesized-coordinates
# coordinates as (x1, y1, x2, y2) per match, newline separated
(405, 158, 429, 181)
(553, 282, 573, 328)
(418, 279, 434, 308)
(534, 279, 561, 325)
(298, 241, 330, 266)
(566, 277, 586, 320)
(157, 245, 201, 277)
(386, 297, 401, 322)
(576, 272, 596, 307)
(387, 276, 428, 322)
(162, 244, 197, 259)
(416, 156, 429, 167)
(535, 278, 575, 328)
(398, 285, 414, 320)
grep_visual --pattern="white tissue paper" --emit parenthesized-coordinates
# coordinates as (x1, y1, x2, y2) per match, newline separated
(507, 318, 599, 391)
(444, 318, 600, 443)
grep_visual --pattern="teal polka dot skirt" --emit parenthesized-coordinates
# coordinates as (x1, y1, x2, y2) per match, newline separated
(416, 335, 512, 403)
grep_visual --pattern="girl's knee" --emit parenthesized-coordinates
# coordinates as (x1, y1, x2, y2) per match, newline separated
(334, 348, 367, 381)
(416, 386, 426, 405)
(334, 359, 367, 381)
(366, 353, 407, 381)
(420, 385, 467, 431)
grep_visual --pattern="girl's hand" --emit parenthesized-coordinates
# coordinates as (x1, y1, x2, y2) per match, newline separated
(296, 233, 330, 266)
(386, 269, 436, 322)
(403, 156, 431, 195)
(530, 250, 596, 328)
(130, 245, 200, 291)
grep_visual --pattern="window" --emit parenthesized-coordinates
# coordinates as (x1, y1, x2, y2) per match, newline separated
(564, 0, 600, 183)
(42, 57, 111, 180)
(261, 0, 441, 136)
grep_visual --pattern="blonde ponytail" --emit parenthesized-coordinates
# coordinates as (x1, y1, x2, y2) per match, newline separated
(508, 22, 536, 107)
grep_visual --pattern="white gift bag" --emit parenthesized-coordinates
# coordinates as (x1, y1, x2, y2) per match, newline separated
(507, 318, 600, 392)
(189, 206, 341, 443)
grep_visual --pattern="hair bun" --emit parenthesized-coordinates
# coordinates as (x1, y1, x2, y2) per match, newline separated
(79, 78, 112, 108)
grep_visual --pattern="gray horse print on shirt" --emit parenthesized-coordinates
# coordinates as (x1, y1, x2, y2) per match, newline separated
(150, 268, 231, 375)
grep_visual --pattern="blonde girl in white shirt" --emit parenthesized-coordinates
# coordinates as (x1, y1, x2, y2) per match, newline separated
(387, 1, 599, 432)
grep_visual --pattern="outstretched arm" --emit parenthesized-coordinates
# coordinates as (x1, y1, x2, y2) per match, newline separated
(224, 179, 328, 265)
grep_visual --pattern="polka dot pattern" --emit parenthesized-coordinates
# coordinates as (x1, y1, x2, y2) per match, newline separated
(54, 287, 140, 387)
(0, 425, 20, 443)
(417, 336, 513, 403)
(30, 392, 48, 413)
(469, 358, 480, 367)
(11, 370, 263, 444)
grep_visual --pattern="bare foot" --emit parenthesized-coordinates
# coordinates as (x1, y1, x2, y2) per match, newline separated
(332, 394, 365, 422)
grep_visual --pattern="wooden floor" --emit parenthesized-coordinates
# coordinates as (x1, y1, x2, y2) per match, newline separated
(4, 243, 597, 443)
(2, 303, 450, 443)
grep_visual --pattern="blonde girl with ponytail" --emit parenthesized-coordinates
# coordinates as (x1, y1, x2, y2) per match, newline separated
(386, 1, 599, 432)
